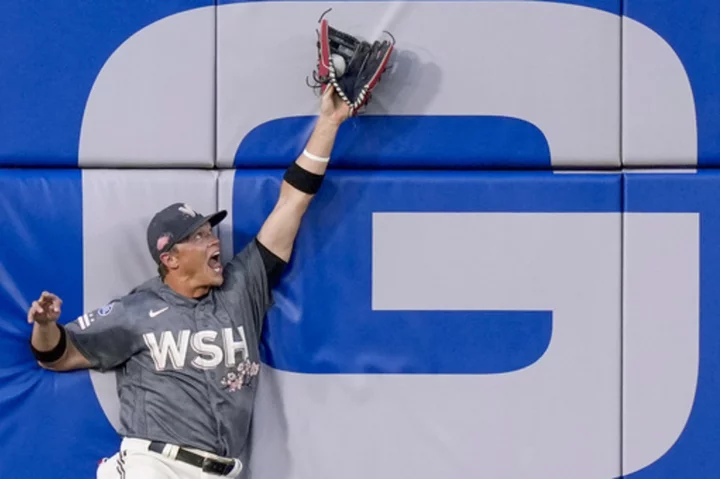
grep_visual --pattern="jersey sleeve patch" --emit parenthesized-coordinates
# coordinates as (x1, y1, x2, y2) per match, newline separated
(65, 297, 144, 371)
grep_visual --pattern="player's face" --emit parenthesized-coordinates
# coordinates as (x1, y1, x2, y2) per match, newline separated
(175, 222, 224, 287)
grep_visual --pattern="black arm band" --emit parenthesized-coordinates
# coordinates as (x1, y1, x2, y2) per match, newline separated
(30, 323, 67, 363)
(283, 161, 325, 195)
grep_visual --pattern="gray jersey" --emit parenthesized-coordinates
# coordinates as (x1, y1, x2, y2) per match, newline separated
(65, 240, 271, 462)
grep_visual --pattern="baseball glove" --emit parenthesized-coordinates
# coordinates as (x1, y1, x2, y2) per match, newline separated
(309, 10, 395, 114)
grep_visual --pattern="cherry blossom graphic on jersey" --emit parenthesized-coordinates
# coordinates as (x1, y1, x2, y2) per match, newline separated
(220, 358, 260, 392)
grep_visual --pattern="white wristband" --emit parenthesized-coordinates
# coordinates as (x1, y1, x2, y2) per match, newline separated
(303, 149, 330, 163)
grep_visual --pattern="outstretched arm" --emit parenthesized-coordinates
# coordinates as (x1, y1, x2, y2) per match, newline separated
(29, 292, 92, 371)
(256, 87, 350, 262)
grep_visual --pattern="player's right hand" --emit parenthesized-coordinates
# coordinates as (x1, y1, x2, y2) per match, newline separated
(27, 291, 63, 325)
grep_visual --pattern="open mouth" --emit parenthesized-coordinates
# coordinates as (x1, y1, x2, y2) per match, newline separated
(208, 251, 222, 273)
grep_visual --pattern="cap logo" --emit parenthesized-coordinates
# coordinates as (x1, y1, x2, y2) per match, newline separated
(178, 204, 198, 217)
(156, 235, 171, 251)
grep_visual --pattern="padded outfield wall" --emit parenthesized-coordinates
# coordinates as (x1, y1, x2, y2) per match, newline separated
(1, 0, 719, 478)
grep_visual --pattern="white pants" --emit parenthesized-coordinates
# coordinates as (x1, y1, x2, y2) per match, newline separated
(97, 438, 243, 479)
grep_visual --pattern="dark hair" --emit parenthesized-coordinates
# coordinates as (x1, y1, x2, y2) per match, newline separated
(158, 263, 169, 280)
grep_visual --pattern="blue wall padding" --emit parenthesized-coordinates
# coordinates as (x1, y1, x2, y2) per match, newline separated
(0, 0, 212, 166)
(0, 170, 119, 478)
(235, 116, 551, 169)
(625, 0, 720, 165)
(230, 170, 620, 375)
(623, 171, 720, 477)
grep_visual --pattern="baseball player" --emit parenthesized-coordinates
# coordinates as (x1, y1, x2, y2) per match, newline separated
(26, 87, 351, 478)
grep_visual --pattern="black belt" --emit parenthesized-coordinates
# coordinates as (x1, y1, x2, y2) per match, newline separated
(148, 440, 236, 476)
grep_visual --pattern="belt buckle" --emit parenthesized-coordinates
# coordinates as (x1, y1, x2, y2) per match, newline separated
(201, 457, 234, 476)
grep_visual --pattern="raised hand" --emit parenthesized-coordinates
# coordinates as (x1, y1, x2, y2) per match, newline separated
(319, 86, 352, 126)
(27, 291, 63, 325)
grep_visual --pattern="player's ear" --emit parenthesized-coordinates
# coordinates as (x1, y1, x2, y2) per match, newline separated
(160, 247, 180, 271)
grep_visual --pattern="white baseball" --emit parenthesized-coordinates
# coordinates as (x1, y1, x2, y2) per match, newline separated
(331, 54, 346, 77)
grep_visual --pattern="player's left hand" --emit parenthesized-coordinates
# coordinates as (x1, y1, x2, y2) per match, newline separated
(319, 86, 351, 126)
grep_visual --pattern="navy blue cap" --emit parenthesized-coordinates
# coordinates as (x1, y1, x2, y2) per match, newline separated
(147, 202, 227, 264)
